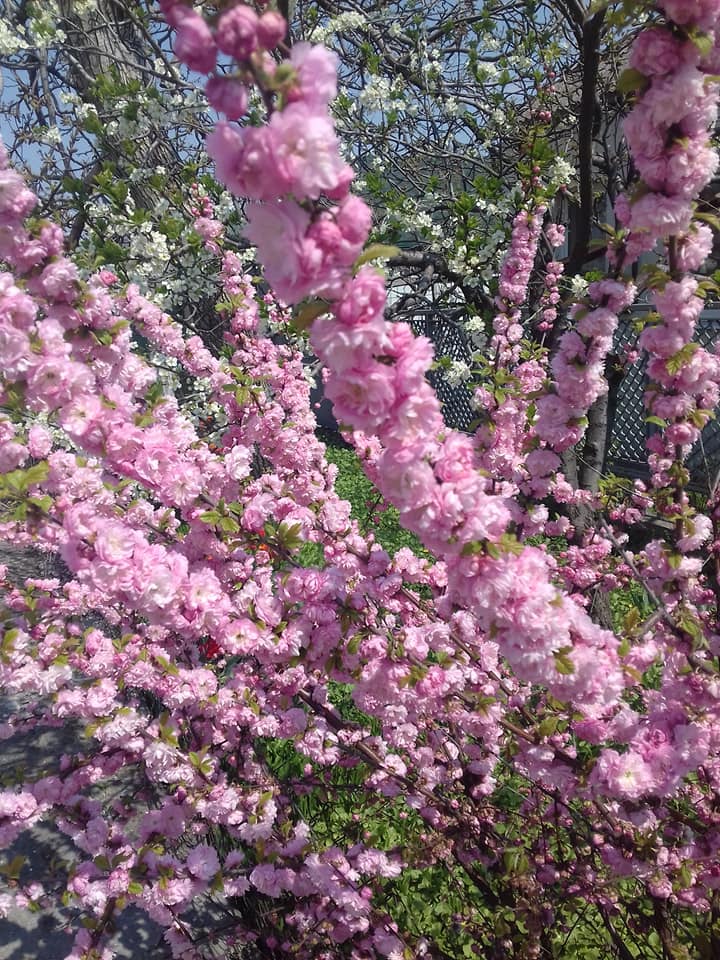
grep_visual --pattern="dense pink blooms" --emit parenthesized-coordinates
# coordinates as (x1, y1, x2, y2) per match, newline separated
(269, 103, 348, 199)
(658, 0, 720, 31)
(0, 4, 719, 959)
(243, 200, 315, 302)
(629, 26, 688, 76)
(257, 11, 286, 50)
(289, 42, 338, 107)
(206, 122, 278, 200)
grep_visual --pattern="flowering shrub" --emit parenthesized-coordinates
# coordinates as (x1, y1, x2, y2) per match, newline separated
(1, 1, 720, 958)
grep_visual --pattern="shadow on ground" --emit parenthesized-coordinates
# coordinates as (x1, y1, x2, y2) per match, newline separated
(0, 698, 167, 959)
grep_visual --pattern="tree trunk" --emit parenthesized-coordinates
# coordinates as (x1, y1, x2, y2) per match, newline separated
(56, 0, 183, 212)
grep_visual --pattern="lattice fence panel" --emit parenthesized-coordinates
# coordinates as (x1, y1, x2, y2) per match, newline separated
(610, 309, 720, 488)
(412, 308, 720, 490)
(410, 316, 476, 431)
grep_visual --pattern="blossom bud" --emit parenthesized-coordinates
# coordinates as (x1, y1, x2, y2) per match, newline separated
(174, 9, 218, 74)
(205, 75, 249, 119)
(217, 5, 259, 61)
(257, 11, 286, 50)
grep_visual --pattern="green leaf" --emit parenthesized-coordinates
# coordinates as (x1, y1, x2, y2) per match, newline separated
(291, 299, 330, 333)
(666, 342, 698, 375)
(694, 210, 720, 231)
(217, 515, 240, 534)
(622, 607, 641, 633)
(645, 415, 667, 428)
(618, 636, 632, 658)
(617, 67, 648, 95)
(554, 647, 575, 675)
(1, 855, 25, 880)
(354, 243, 401, 268)
(83, 113, 103, 136)
(538, 715, 560, 739)
(23, 461, 50, 487)
(27, 495, 53, 513)
(677, 610, 705, 648)
(687, 28, 714, 57)
(277, 520, 305, 551)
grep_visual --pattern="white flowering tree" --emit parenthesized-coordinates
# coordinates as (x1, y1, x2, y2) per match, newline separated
(298, 1, 632, 312)
(0, 1, 237, 329)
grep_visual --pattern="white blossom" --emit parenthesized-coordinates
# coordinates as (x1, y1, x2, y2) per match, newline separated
(549, 156, 575, 187)
(569, 275, 589, 298)
(0, 19, 28, 55)
(445, 360, 472, 387)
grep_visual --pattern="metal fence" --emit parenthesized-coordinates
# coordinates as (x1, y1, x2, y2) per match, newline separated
(410, 307, 720, 488)
(410, 314, 477, 432)
(609, 307, 720, 488)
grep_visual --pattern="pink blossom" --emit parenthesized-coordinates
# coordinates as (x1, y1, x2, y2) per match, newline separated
(675, 223, 714, 271)
(257, 11, 286, 50)
(593, 749, 657, 800)
(677, 514, 712, 552)
(658, 0, 720, 31)
(250, 864, 286, 897)
(225, 443, 252, 480)
(269, 103, 348, 199)
(205, 75, 249, 120)
(207, 122, 283, 201)
(629, 27, 687, 77)
(0, 168, 37, 221)
(33, 258, 79, 302)
(0, 322, 30, 375)
(628, 193, 693, 238)
(325, 362, 397, 430)
(27, 424, 52, 458)
(0, 440, 27, 472)
(334, 267, 386, 327)
(639, 324, 688, 359)
(576, 307, 617, 339)
(311, 315, 385, 372)
(97, 269, 118, 286)
(94, 524, 137, 564)
(216, 5, 259, 61)
(243, 199, 315, 303)
(525, 448, 560, 477)
(534, 393, 584, 449)
(0, 274, 37, 327)
(186, 844, 220, 882)
(173, 8, 218, 74)
(335, 195, 372, 247)
(289, 42, 338, 107)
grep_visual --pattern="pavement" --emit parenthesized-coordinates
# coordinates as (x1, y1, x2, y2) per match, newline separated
(0, 699, 166, 959)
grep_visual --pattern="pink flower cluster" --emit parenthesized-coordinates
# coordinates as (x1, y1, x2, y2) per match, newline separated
(620, 15, 719, 261)
(623, 9, 720, 507)
(491, 206, 546, 363)
(536, 279, 636, 450)
(191, 5, 629, 715)
(536, 223, 565, 333)
(1, 2, 720, 958)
